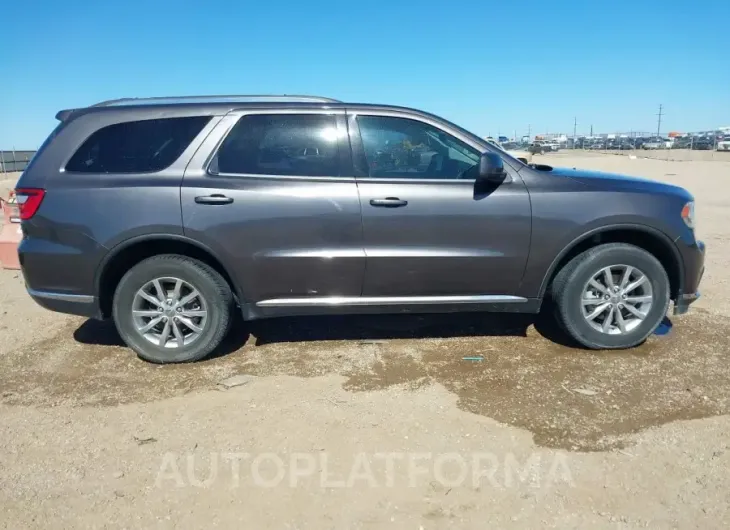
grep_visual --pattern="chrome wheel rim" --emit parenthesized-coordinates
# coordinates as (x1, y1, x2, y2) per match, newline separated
(131, 277, 208, 348)
(581, 265, 653, 335)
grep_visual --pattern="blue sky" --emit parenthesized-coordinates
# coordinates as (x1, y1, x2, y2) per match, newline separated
(3, 0, 729, 148)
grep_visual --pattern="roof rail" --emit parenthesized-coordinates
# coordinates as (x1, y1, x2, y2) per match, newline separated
(90, 94, 341, 107)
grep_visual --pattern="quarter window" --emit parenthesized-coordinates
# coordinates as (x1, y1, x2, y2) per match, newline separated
(66, 116, 210, 173)
(355, 116, 481, 180)
(213, 114, 340, 177)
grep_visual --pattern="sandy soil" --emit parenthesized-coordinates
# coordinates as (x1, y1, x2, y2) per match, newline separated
(1, 154, 730, 529)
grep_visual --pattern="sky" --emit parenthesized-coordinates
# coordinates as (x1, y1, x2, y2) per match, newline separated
(2, 0, 729, 148)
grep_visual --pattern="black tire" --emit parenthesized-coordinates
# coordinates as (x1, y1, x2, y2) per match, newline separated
(112, 255, 234, 363)
(551, 243, 670, 349)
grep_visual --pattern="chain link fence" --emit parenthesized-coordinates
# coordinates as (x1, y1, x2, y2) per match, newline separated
(0, 150, 36, 173)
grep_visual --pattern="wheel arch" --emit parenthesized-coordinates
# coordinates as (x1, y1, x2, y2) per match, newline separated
(539, 224, 684, 301)
(95, 234, 240, 319)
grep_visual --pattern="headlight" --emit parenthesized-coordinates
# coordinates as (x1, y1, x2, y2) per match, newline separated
(681, 201, 695, 229)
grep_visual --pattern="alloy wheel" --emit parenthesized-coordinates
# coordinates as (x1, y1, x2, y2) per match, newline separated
(131, 277, 208, 348)
(581, 265, 654, 335)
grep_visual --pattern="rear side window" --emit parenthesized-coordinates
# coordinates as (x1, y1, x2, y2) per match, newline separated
(212, 114, 340, 177)
(65, 116, 211, 173)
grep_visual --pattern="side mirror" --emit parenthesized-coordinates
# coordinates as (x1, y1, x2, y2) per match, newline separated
(478, 152, 506, 183)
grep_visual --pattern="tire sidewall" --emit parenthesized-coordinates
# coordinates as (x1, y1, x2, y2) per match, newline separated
(113, 259, 227, 363)
(560, 247, 670, 349)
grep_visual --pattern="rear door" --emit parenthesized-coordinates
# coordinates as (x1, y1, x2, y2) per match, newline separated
(348, 110, 532, 298)
(181, 109, 365, 306)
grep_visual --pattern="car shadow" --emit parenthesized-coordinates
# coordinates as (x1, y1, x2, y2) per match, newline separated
(247, 311, 578, 348)
(73, 311, 675, 357)
(72, 313, 252, 359)
(72, 308, 581, 355)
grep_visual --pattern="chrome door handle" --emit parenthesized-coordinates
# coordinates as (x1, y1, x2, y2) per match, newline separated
(195, 194, 233, 205)
(369, 197, 408, 207)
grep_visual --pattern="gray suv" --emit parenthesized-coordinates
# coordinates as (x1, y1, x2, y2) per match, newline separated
(16, 95, 705, 363)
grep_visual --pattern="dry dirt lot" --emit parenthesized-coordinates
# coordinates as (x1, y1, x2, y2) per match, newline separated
(1, 154, 730, 529)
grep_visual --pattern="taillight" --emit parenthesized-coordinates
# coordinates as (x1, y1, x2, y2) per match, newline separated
(14, 188, 46, 220)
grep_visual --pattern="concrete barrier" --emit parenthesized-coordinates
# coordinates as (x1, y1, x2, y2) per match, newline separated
(0, 192, 22, 269)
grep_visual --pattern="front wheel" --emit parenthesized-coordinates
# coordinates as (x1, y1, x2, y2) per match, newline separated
(551, 243, 670, 349)
(112, 255, 234, 363)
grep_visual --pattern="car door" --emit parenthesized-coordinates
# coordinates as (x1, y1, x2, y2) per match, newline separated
(347, 110, 532, 299)
(181, 110, 365, 307)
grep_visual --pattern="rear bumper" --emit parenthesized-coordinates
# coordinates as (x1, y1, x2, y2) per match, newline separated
(27, 288, 101, 319)
(674, 239, 705, 315)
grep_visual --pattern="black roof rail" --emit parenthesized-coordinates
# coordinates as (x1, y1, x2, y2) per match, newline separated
(90, 94, 341, 107)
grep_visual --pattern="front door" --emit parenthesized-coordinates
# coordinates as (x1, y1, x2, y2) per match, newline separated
(181, 111, 365, 306)
(348, 112, 531, 298)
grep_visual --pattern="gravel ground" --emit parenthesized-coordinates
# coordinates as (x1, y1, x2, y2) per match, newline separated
(1, 154, 730, 529)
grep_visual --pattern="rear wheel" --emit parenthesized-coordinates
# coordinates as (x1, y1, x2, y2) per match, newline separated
(551, 243, 670, 349)
(113, 255, 234, 363)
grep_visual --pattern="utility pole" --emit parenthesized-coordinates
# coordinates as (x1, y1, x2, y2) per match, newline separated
(527, 124, 531, 139)
(590, 124, 593, 136)
(573, 117, 577, 149)
(656, 104, 663, 138)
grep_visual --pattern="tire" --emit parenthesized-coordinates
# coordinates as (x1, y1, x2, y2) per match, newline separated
(112, 255, 234, 363)
(551, 243, 670, 349)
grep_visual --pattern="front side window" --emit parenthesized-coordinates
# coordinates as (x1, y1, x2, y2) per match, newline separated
(355, 115, 481, 180)
(213, 114, 340, 177)
(66, 116, 210, 173)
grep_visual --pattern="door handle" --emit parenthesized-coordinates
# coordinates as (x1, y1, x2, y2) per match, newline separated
(369, 197, 408, 208)
(195, 194, 234, 205)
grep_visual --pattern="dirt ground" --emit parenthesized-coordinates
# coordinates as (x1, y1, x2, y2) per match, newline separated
(585, 148, 730, 163)
(1, 154, 730, 529)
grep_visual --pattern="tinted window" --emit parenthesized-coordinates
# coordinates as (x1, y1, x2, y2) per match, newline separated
(214, 114, 340, 177)
(66, 116, 210, 173)
(356, 116, 480, 180)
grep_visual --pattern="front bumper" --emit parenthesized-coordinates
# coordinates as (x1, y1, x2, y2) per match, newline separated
(673, 239, 705, 315)
(674, 291, 701, 315)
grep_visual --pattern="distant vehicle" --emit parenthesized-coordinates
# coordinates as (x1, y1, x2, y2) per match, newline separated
(672, 137, 693, 149)
(528, 142, 546, 155)
(692, 137, 715, 151)
(486, 139, 530, 162)
(544, 141, 560, 152)
(643, 138, 671, 150)
(716, 136, 730, 152)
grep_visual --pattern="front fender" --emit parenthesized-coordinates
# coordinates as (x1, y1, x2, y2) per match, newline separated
(526, 222, 683, 300)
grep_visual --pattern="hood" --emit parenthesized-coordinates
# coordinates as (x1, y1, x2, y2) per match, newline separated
(548, 166, 693, 200)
